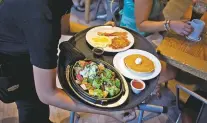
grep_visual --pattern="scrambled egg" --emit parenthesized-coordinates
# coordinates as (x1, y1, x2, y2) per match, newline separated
(91, 36, 112, 47)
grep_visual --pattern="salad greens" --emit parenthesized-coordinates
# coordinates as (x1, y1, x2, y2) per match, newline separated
(74, 60, 121, 98)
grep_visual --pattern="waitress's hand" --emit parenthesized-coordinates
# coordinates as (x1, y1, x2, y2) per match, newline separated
(104, 21, 116, 27)
(170, 20, 193, 36)
(108, 108, 136, 123)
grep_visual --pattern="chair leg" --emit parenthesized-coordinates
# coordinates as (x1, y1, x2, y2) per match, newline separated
(137, 110, 144, 123)
(196, 103, 205, 123)
(176, 113, 182, 123)
(75, 113, 80, 123)
(69, 112, 75, 123)
(164, 81, 168, 88)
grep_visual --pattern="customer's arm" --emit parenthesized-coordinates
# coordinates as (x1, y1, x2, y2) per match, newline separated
(134, 0, 193, 35)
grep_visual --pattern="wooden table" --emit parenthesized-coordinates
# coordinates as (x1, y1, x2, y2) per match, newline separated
(157, 6, 207, 81)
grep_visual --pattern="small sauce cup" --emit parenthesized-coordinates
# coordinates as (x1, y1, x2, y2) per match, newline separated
(92, 47, 104, 58)
(130, 79, 146, 94)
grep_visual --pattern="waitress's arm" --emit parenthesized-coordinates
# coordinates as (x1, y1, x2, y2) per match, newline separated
(32, 66, 136, 122)
(32, 66, 109, 113)
(134, 0, 192, 35)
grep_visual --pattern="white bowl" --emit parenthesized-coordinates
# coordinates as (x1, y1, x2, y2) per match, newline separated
(130, 79, 146, 94)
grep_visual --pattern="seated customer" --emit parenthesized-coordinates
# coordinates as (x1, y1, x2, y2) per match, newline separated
(119, 0, 193, 96)
(120, 0, 193, 37)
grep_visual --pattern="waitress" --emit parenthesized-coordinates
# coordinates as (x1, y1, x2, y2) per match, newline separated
(0, 0, 136, 123)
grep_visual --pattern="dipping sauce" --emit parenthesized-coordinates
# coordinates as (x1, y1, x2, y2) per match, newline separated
(132, 80, 144, 89)
(92, 47, 104, 58)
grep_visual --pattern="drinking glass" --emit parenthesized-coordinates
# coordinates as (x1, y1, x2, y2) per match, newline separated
(191, 0, 207, 20)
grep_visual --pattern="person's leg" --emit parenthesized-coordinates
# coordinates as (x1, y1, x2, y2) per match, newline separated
(153, 61, 178, 97)
(16, 95, 51, 123)
(158, 62, 178, 84)
(145, 33, 178, 97)
(13, 59, 51, 123)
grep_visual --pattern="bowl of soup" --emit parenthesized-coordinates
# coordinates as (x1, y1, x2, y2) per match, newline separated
(130, 79, 145, 94)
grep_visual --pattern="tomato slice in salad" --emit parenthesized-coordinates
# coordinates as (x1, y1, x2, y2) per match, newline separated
(76, 74, 83, 81)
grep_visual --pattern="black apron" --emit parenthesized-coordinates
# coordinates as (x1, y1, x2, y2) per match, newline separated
(0, 53, 33, 103)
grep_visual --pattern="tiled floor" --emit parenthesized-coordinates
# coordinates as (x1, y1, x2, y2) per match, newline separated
(0, 0, 200, 123)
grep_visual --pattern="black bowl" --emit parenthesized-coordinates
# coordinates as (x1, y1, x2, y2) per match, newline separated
(70, 59, 125, 105)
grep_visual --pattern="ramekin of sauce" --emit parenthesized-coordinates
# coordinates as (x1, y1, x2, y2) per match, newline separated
(130, 79, 146, 94)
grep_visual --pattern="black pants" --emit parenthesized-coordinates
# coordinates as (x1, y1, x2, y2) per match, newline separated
(15, 91, 51, 123)
(15, 60, 51, 123)
(15, 62, 50, 123)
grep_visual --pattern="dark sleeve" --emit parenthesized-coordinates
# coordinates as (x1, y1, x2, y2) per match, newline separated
(21, 5, 61, 69)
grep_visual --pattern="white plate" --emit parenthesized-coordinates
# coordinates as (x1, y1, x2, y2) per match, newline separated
(113, 49, 161, 80)
(86, 26, 134, 52)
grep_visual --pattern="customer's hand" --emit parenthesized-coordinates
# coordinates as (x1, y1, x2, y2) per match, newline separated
(108, 109, 136, 123)
(104, 21, 116, 27)
(170, 20, 193, 36)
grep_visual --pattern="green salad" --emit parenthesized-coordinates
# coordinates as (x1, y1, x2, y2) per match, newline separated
(74, 60, 121, 99)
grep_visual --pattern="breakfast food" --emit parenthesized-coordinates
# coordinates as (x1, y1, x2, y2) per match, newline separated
(73, 60, 121, 99)
(97, 32, 128, 38)
(94, 32, 130, 49)
(109, 37, 130, 49)
(92, 36, 111, 47)
(124, 54, 155, 73)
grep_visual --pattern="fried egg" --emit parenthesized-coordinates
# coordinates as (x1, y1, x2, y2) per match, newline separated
(91, 36, 112, 47)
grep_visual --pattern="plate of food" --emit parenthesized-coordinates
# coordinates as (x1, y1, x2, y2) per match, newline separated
(69, 59, 128, 105)
(113, 49, 161, 80)
(86, 26, 134, 52)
